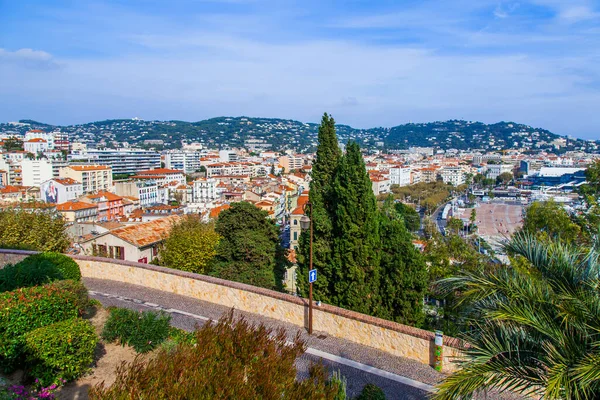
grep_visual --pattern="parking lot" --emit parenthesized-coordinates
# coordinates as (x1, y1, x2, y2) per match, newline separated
(456, 202, 524, 239)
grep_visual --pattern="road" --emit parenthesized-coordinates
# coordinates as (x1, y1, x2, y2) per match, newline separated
(84, 278, 520, 400)
(85, 278, 437, 399)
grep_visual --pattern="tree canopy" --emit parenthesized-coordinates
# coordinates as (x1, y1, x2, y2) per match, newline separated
(158, 216, 220, 274)
(0, 209, 69, 252)
(520, 200, 581, 244)
(210, 202, 288, 291)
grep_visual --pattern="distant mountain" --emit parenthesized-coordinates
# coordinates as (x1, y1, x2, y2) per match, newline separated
(0, 117, 596, 153)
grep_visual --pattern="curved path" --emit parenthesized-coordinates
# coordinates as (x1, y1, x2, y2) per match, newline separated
(85, 277, 439, 399)
(84, 278, 518, 400)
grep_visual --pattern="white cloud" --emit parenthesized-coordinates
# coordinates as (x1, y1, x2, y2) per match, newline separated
(0, 48, 59, 69)
(558, 6, 600, 23)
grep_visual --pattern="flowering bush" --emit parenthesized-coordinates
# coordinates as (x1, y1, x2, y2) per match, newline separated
(101, 307, 171, 353)
(0, 381, 61, 399)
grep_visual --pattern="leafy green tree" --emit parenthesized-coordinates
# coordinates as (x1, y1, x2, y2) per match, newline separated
(394, 202, 421, 232)
(496, 171, 513, 186)
(521, 200, 580, 244)
(329, 141, 381, 315)
(378, 201, 428, 326)
(434, 232, 600, 400)
(297, 113, 341, 303)
(159, 216, 220, 274)
(446, 217, 464, 235)
(210, 202, 288, 291)
(0, 209, 69, 252)
(1, 137, 23, 152)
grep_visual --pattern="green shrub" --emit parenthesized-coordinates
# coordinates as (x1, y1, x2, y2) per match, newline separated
(101, 308, 171, 353)
(355, 383, 386, 400)
(0, 252, 81, 292)
(90, 313, 340, 399)
(0, 280, 88, 371)
(24, 318, 98, 386)
(0, 209, 69, 252)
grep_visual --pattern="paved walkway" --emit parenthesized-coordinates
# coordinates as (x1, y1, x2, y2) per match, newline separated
(84, 278, 517, 400)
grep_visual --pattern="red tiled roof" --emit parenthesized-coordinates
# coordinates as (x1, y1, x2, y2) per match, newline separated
(69, 165, 111, 171)
(56, 200, 97, 211)
(109, 216, 180, 247)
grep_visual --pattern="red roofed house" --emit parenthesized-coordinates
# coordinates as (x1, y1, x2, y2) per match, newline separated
(80, 215, 180, 263)
(132, 168, 184, 186)
(24, 138, 49, 154)
(60, 165, 113, 193)
(56, 200, 98, 223)
(288, 191, 309, 249)
(81, 191, 124, 221)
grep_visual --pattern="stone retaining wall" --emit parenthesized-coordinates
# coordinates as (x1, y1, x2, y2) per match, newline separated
(0, 249, 464, 372)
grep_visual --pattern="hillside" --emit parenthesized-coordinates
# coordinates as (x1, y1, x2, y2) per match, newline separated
(0, 117, 594, 153)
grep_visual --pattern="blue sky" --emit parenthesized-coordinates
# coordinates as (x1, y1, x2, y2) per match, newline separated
(1, 0, 599, 139)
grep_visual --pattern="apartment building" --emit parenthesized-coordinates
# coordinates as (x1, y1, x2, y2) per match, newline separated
(56, 200, 98, 223)
(389, 166, 411, 187)
(193, 178, 218, 203)
(164, 150, 203, 174)
(440, 166, 466, 186)
(24, 138, 49, 154)
(279, 155, 304, 172)
(68, 149, 160, 175)
(60, 165, 113, 193)
(21, 159, 53, 187)
(81, 191, 124, 221)
(485, 164, 513, 180)
(114, 181, 159, 207)
(131, 168, 185, 186)
(25, 130, 54, 149)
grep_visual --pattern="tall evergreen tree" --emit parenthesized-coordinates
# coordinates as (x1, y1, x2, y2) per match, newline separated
(297, 113, 341, 302)
(378, 198, 428, 327)
(330, 141, 381, 315)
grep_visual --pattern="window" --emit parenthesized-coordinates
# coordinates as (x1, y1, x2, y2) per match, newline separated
(293, 220, 297, 226)
(293, 231, 298, 241)
(98, 244, 108, 257)
(115, 246, 125, 260)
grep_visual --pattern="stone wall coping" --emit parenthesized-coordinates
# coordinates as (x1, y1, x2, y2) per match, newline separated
(0, 248, 464, 349)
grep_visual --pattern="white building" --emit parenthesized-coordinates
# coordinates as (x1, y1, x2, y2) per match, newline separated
(441, 166, 466, 186)
(21, 159, 53, 187)
(164, 150, 203, 174)
(219, 150, 239, 163)
(371, 176, 391, 196)
(486, 164, 513, 181)
(193, 178, 218, 203)
(25, 130, 54, 149)
(389, 166, 411, 187)
(40, 177, 83, 203)
(132, 168, 185, 187)
(24, 138, 49, 154)
(114, 181, 159, 207)
(68, 149, 160, 175)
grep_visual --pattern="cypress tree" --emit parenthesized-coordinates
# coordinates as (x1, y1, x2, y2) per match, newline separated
(297, 113, 341, 302)
(330, 141, 381, 315)
(378, 198, 428, 327)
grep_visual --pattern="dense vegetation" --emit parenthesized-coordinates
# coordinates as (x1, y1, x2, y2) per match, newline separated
(434, 232, 600, 399)
(2, 117, 590, 152)
(297, 114, 428, 326)
(391, 181, 463, 214)
(0, 210, 69, 252)
(157, 216, 220, 274)
(210, 202, 289, 291)
(0, 252, 81, 292)
(102, 307, 172, 353)
(90, 313, 343, 400)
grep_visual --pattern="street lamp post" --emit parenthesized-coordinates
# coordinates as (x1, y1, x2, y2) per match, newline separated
(300, 201, 313, 334)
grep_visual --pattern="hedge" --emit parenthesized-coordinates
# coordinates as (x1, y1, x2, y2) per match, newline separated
(101, 308, 171, 353)
(25, 318, 98, 386)
(0, 280, 88, 371)
(0, 252, 81, 292)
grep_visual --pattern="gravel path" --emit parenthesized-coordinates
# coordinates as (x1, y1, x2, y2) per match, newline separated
(84, 277, 519, 400)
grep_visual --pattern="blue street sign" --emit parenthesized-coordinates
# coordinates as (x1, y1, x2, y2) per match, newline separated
(309, 269, 317, 284)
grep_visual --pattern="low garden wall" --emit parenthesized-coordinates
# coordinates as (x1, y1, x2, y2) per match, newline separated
(0, 249, 464, 372)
